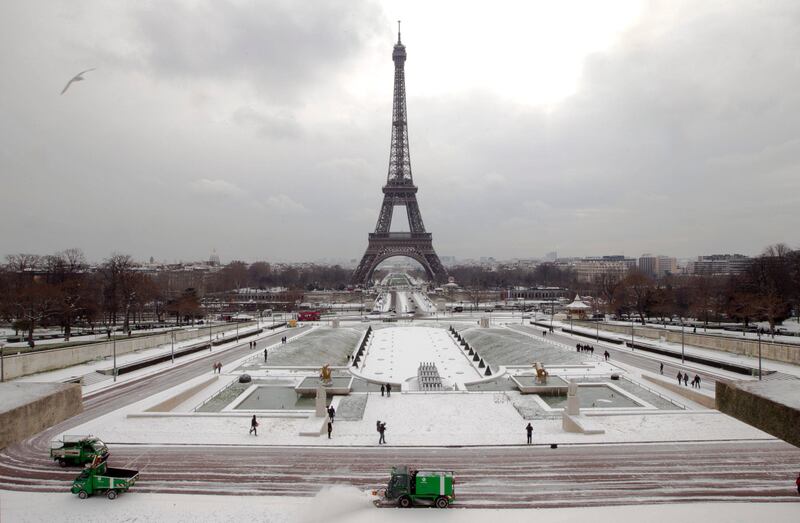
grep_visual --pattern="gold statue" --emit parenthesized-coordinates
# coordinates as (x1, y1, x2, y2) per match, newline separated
(320, 364, 333, 383)
(532, 362, 548, 384)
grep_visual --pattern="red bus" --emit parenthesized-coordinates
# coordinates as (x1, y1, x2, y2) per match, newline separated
(297, 311, 321, 321)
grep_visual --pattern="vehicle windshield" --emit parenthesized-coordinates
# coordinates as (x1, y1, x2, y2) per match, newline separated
(92, 441, 107, 452)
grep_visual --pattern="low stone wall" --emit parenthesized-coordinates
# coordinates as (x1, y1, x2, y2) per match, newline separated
(575, 321, 800, 365)
(145, 376, 219, 413)
(2, 322, 256, 380)
(0, 382, 82, 449)
(641, 374, 716, 409)
(716, 380, 800, 448)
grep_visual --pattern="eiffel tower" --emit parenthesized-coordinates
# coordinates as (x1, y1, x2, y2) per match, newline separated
(352, 24, 447, 285)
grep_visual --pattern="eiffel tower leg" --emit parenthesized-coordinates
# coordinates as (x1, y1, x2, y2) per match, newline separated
(405, 200, 426, 233)
(374, 198, 395, 234)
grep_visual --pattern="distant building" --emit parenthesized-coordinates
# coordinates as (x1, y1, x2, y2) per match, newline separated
(543, 251, 558, 262)
(687, 254, 751, 276)
(638, 254, 677, 277)
(572, 256, 636, 282)
(502, 286, 570, 301)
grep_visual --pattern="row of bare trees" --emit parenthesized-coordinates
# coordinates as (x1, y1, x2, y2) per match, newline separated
(0, 250, 201, 346)
(581, 244, 800, 332)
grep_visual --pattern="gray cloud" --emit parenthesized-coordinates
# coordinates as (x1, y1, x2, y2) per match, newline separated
(0, 0, 798, 264)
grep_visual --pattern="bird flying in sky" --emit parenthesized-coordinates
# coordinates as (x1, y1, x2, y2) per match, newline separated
(60, 68, 95, 95)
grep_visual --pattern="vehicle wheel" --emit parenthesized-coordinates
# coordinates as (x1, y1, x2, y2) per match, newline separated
(77, 491, 88, 500)
(107, 490, 118, 500)
(398, 496, 412, 508)
(435, 496, 449, 509)
(58, 459, 67, 468)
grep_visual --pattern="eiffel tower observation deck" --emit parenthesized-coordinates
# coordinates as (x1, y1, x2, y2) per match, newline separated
(352, 23, 447, 285)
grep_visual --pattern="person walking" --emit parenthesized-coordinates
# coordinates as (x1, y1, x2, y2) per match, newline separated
(660, 362, 664, 375)
(327, 405, 336, 424)
(795, 473, 800, 495)
(695, 374, 701, 388)
(683, 373, 689, 386)
(604, 350, 610, 361)
(677, 371, 683, 385)
(386, 383, 392, 397)
(264, 348, 268, 362)
(249, 415, 258, 436)
(378, 422, 387, 445)
(526, 423, 533, 445)
(380, 384, 385, 397)
(327, 420, 333, 439)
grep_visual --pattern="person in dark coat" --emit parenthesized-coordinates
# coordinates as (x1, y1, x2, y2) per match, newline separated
(660, 362, 664, 375)
(386, 383, 392, 397)
(264, 348, 268, 362)
(378, 422, 387, 445)
(328, 405, 336, 423)
(677, 371, 683, 385)
(380, 384, 385, 397)
(526, 423, 533, 444)
(604, 350, 610, 361)
(249, 415, 258, 436)
(796, 473, 800, 495)
(327, 421, 333, 439)
(683, 373, 689, 386)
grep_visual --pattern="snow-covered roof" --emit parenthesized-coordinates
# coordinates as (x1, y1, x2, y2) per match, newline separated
(566, 294, 591, 310)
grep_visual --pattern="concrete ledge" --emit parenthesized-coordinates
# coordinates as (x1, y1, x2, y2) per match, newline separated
(642, 374, 716, 409)
(298, 415, 327, 437)
(0, 382, 82, 449)
(146, 376, 219, 412)
(562, 413, 605, 434)
(716, 379, 800, 448)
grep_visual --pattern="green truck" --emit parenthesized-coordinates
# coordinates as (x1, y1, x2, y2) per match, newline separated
(71, 457, 139, 499)
(50, 435, 109, 467)
(373, 466, 455, 508)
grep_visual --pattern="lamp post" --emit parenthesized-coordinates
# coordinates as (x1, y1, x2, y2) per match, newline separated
(757, 331, 762, 380)
(112, 327, 117, 382)
(171, 330, 175, 364)
(630, 316, 634, 349)
(596, 313, 599, 343)
(681, 322, 685, 364)
(0, 342, 5, 382)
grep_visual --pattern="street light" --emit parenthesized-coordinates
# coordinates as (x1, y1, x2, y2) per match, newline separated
(757, 330, 762, 380)
(112, 327, 117, 382)
(171, 330, 175, 364)
(630, 316, 634, 349)
(0, 342, 5, 382)
(681, 322, 685, 364)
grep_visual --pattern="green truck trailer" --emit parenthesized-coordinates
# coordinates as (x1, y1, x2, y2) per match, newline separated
(373, 466, 455, 508)
(71, 457, 139, 499)
(50, 435, 109, 467)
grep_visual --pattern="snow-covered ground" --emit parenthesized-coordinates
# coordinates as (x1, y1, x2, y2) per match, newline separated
(2, 488, 797, 523)
(357, 326, 481, 386)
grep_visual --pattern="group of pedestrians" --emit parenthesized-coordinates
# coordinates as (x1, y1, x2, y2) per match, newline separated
(280, 336, 288, 344)
(676, 371, 701, 388)
(575, 343, 595, 355)
(380, 383, 392, 397)
(212, 361, 222, 374)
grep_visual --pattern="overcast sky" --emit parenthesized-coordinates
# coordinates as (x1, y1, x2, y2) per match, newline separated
(1, 0, 799, 264)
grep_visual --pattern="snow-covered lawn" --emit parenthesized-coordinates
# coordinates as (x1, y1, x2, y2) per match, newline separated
(67, 388, 772, 447)
(2, 488, 797, 523)
(357, 326, 481, 386)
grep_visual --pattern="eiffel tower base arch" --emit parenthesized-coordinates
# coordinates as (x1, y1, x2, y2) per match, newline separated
(352, 233, 447, 286)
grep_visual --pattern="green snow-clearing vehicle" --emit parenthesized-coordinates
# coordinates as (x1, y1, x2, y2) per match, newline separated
(50, 435, 109, 467)
(71, 456, 139, 500)
(373, 465, 455, 508)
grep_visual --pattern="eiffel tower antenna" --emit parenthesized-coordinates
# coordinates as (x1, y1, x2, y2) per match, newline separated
(352, 28, 447, 286)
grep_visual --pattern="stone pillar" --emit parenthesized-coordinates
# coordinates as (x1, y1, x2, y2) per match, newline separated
(566, 380, 580, 416)
(315, 384, 327, 417)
